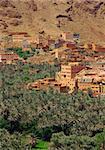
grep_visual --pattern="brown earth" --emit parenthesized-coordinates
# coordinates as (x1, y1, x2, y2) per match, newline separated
(0, 0, 105, 44)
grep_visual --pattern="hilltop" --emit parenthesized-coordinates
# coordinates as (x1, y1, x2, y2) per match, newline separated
(0, 0, 105, 43)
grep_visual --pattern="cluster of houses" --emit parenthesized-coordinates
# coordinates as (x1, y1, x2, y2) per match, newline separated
(0, 31, 81, 51)
(28, 61, 105, 97)
(27, 32, 105, 97)
(0, 53, 19, 64)
(0, 31, 105, 97)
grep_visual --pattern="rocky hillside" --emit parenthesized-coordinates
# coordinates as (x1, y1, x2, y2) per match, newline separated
(0, 0, 105, 44)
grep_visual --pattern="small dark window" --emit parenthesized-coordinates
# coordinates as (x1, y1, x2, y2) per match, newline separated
(41, 83, 44, 85)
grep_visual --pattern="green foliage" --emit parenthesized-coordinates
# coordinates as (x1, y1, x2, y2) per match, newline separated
(7, 47, 33, 59)
(94, 130, 105, 150)
(0, 62, 105, 149)
(0, 117, 9, 129)
(35, 140, 49, 150)
(0, 129, 24, 150)
(50, 131, 105, 150)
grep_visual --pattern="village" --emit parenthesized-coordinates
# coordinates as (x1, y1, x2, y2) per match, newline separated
(0, 31, 105, 97)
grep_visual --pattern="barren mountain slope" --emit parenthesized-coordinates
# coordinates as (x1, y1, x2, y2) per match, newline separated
(0, 0, 105, 43)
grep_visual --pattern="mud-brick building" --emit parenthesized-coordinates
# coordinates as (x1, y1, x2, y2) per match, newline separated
(56, 62, 85, 93)
(0, 53, 19, 64)
(27, 78, 69, 93)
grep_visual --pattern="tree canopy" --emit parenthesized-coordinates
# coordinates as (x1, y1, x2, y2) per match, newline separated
(0, 62, 105, 149)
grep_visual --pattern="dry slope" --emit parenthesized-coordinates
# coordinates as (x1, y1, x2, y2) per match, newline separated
(0, 0, 105, 43)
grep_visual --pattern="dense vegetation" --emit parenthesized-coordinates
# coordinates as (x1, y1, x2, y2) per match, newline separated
(0, 62, 105, 149)
(7, 47, 50, 60)
(7, 48, 33, 59)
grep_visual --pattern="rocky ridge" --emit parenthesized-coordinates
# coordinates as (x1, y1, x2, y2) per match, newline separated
(0, 0, 105, 43)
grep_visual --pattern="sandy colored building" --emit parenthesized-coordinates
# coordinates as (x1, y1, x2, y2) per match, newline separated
(0, 53, 19, 64)
(56, 62, 85, 93)
(9, 32, 29, 42)
(61, 32, 72, 42)
(8, 32, 36, 48)
(56, 62, 85, 85)
(75, 67, 105, 96)
(28, 78, 69, 93)
(78, 81, 100, 95)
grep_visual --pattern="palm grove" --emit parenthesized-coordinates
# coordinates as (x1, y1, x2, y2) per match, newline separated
(0, 61, 105, 150)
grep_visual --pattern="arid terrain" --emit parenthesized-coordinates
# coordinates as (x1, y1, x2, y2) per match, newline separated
(0, 0, 105, 44)
(1, 1, 105, 149)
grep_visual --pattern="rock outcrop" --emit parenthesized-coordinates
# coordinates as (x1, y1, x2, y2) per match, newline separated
(0, 0, 105, 43)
